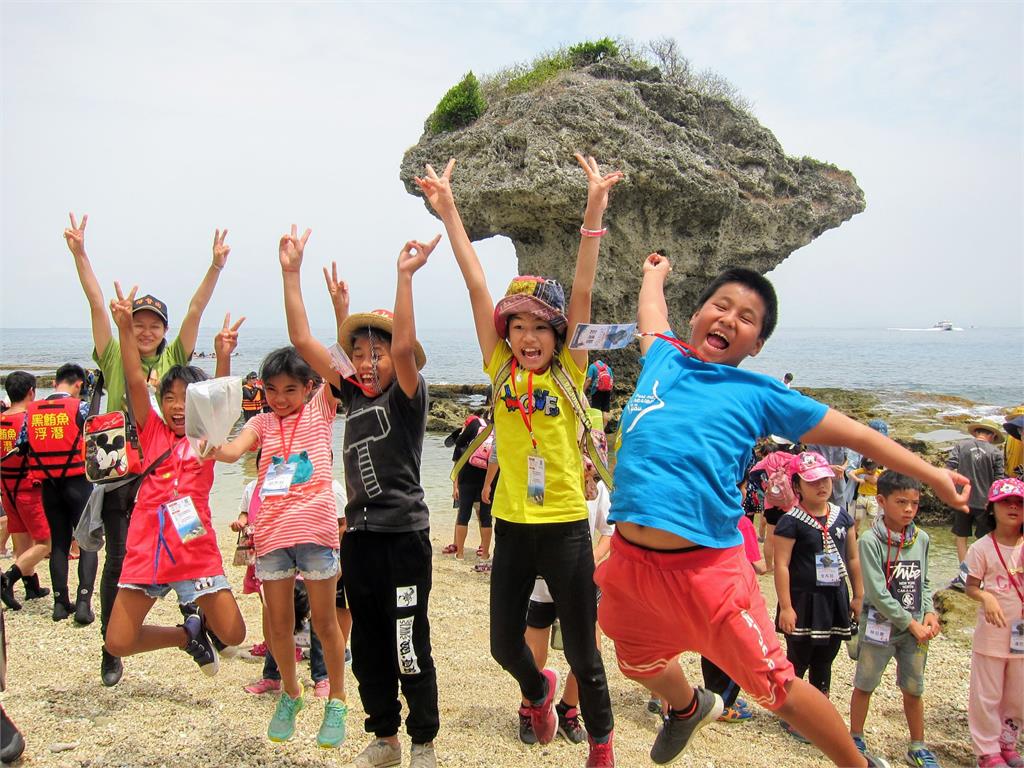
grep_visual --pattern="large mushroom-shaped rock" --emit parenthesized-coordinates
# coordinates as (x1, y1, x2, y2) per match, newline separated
(401, 61, 865, 382)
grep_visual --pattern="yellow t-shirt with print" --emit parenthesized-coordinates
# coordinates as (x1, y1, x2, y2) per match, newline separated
(486, 343, 588, 524)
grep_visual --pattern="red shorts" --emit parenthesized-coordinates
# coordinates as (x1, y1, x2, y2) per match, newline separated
(3, 483, 50, 540)
(596, 532, 794, 711)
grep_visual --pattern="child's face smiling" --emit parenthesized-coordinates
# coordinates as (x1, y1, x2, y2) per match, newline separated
(351, 336, 394, 396)
(688, 283, 766, 366)
(879, 489, 921, 530)
(264, 374, 313, 417)
(159, 380, 187, 437)
(507, 314, 556, 371)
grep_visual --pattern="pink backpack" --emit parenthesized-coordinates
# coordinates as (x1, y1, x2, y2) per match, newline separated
(753, 450, 796, 510)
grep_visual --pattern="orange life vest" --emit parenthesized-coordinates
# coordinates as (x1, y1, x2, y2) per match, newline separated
(25, 396, 86, 480)
(242, 384, 264, 413)
(0, 411, 29, 495)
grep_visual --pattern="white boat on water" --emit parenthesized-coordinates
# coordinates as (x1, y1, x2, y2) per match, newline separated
(932, 320, 954, 331)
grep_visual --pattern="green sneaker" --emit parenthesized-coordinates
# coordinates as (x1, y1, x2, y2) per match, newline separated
(317, 698, 348, 748)
(267, 686, 305, 742)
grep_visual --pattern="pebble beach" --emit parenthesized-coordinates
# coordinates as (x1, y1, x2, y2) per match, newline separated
(6, 515, 979, 768)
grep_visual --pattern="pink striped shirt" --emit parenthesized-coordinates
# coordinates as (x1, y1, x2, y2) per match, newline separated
(243, 384, 339, 557)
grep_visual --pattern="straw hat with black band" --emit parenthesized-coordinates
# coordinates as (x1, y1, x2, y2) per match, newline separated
(339, 309, 426, 371)
(966, 418, 1005, 444)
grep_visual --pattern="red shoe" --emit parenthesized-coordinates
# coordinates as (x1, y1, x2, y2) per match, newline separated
(441, 544, 458, 555)
(243, 678, 281, 695)
(586, 731, 615, 767)
(529, 668, 560, 745)
(249, 641, 268, 657)
(294, 646, 304, 662)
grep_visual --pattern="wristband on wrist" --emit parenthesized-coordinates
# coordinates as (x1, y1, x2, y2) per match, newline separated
(580, 225, 608, 238)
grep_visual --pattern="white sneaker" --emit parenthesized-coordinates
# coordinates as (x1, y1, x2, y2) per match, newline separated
(352, 738, 401, 768)
(409, 742, 437, 768)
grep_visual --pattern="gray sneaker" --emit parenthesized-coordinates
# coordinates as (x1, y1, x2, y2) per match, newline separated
(409, 742, 437, 768)
(352, 738, 401, 768)
(650, 688, 724, 765)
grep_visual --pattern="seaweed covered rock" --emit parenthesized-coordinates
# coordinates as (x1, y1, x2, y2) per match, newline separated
(400, 55, 865, 381)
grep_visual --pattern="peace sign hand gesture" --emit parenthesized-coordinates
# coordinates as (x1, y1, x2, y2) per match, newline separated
(323, 261, 350, 315)
(214, 312, 245, 358)
(279, 225, 312, 273)
(414, 159, 457, 217)
(398, 235, 442, 277)
(65, 212, 88, 259)
(109, 282, 138, 330)
(575, 154, 624, 215)
(212, 229, 230, 270)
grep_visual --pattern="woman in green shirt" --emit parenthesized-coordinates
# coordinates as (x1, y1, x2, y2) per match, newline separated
(65, 213, 230, 687)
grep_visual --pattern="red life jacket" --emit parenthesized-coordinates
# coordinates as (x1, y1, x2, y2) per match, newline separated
(0, 411, 29, 495)
(25, 396, 86, 480)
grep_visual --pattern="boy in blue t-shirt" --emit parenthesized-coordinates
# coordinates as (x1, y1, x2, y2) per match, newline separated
(595, 253, 971, 768)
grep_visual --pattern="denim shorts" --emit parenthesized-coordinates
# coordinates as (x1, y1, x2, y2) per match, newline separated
(256, 543, 340, 582)
(853, 627, 928, 696)
(119, 574, 232, 605)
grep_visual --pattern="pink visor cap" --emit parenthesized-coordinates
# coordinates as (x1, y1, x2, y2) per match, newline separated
(789, 451, 836, 482)
(988, 478, 1024, 503)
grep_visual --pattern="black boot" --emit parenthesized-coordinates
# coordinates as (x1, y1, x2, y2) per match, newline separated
(74, 594, 95, 625)
(101, 648, 123, 687)
(0, 705, 26, 764)
(22, 572, 50, 600)
(52, 598, 74, 621)
(0, 569, 22, 611)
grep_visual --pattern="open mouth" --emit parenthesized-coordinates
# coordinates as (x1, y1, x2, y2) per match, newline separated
(705, 331, 730, 351)
(519, 347, 544, 363)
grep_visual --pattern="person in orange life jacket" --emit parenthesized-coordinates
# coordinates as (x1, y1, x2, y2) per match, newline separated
(242, 372, 266, 421)
(20, 363, 100, 623)
(102, 285, 245, 680)
(0, 371, 52, 611)
(595, 253, 970, 768)
(417, 154, 623, 767)
(315, 242, 440, 765)
(64, 214, 231, 687)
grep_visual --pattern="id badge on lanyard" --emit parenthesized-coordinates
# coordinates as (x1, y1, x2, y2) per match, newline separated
(163, 496, 207, 544)
(816, 552, 841, 586)
(511, 362, 545, 506)
(261, 463, 296, 498)
(864, 606, 892, 646)
(1011, 619, 1024, 655)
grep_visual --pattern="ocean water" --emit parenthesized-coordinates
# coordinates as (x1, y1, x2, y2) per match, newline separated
(2, 325, 1021, 407)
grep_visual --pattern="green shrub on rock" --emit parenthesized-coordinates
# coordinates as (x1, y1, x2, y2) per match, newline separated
(429, 71, 486, 133)
(568, 38, 619, 67)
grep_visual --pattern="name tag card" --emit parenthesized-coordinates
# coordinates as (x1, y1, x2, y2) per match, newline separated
(164, 496, 207, 544)
(261, 463, 296, 498)
(568, 323, 637, 350)
(816, 552, 841, 586)
(864, 606, 893, 646)
(527, 452, 546, 506)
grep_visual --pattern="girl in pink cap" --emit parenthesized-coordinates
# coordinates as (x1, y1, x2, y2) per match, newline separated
(965, 477, 1024, 768)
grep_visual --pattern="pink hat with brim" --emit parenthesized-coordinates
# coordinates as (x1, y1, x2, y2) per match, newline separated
(789, 451, 836, 482)
(988, 478, 1024, 503)
(493, 276, 568, 338)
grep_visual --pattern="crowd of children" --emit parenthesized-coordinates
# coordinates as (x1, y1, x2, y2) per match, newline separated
(0, 160, 1022, 768)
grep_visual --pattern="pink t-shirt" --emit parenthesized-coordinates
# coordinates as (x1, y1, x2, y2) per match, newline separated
(738, 516, 762, 564)
(965, 534, 1024, 659)
(243, 384, 339, 557)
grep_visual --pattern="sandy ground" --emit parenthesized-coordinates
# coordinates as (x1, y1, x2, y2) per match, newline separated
(3, 516, 979, 768)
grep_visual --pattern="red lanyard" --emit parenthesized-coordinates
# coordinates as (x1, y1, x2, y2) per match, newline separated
(277, 406, 305, 463)
(991, 533, 1024, 610)
(884, 527, 907, 588)
(640, 332, 706, 363)
(802, 505, 832, 548)
(509, 360, 537, 450)
(168, 436, 190, 498)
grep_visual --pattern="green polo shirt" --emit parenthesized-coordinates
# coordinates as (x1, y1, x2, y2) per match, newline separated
(93, 336, 189, 413)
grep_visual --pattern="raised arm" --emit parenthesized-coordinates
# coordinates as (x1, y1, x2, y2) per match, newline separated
(177, 229, 230, 357)
(637, 253, 672, 355)
(394, 236, 440, 399)
(566, 154, 624, 371)
(109, 283, 153, 431)
(323, 261, 350, 346)
(415, 159, 500, 363)
(800, 410, 972, 511)
(65, 212, 113, 356)
(279, 226, 339, 403)
(213, 313, 245, 378)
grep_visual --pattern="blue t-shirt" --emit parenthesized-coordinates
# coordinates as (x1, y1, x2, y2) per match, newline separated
(610, 335, 828, 548)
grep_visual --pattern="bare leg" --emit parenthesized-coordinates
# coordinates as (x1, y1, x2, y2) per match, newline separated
(776, 678, 869, 767)
(104, 588, 185, 657)
(263, 577, 300, 698)
(478, 525, 492, 559)
(306, 576, 347, 701)
(195, 589, 246, 647)
(849, 686, 871, 734)
(454, 524, 469, 559)
(11, 532, 49, 577)
(337, 606, 352, 646)
(903, 691, 925, 742)
(955, 535, 968, 564)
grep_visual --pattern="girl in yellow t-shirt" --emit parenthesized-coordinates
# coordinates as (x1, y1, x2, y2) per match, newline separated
(416, 154, 622, 761)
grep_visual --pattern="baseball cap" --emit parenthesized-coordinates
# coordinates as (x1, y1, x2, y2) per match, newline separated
(988, 478, 1024, 503)
(493, 276, 567, 338)
(132, 294, 169, 325)
(789, 451, 836, 482)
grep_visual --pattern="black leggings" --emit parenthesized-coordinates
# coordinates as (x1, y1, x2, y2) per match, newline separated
(455, 482, 492, 527)
(42, 476, 98, 607)
(489, 519, 613, 740)
(785, 636, 842, 695)
(99, 480, 140, 636)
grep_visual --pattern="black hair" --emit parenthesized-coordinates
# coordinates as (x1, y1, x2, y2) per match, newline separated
(876, 470, 922, 497)
(4, 371, 36, 403)
(260, 346, 316, 386)
(695, 267, 779, 341)
(55, 363, 87, 387)
(158, 365, 208, 399)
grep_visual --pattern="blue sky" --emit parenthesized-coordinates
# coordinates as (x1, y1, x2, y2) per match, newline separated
(2, 2, 1021, 332)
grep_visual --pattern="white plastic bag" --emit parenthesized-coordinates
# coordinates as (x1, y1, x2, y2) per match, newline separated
(185, 376, 242, 456)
